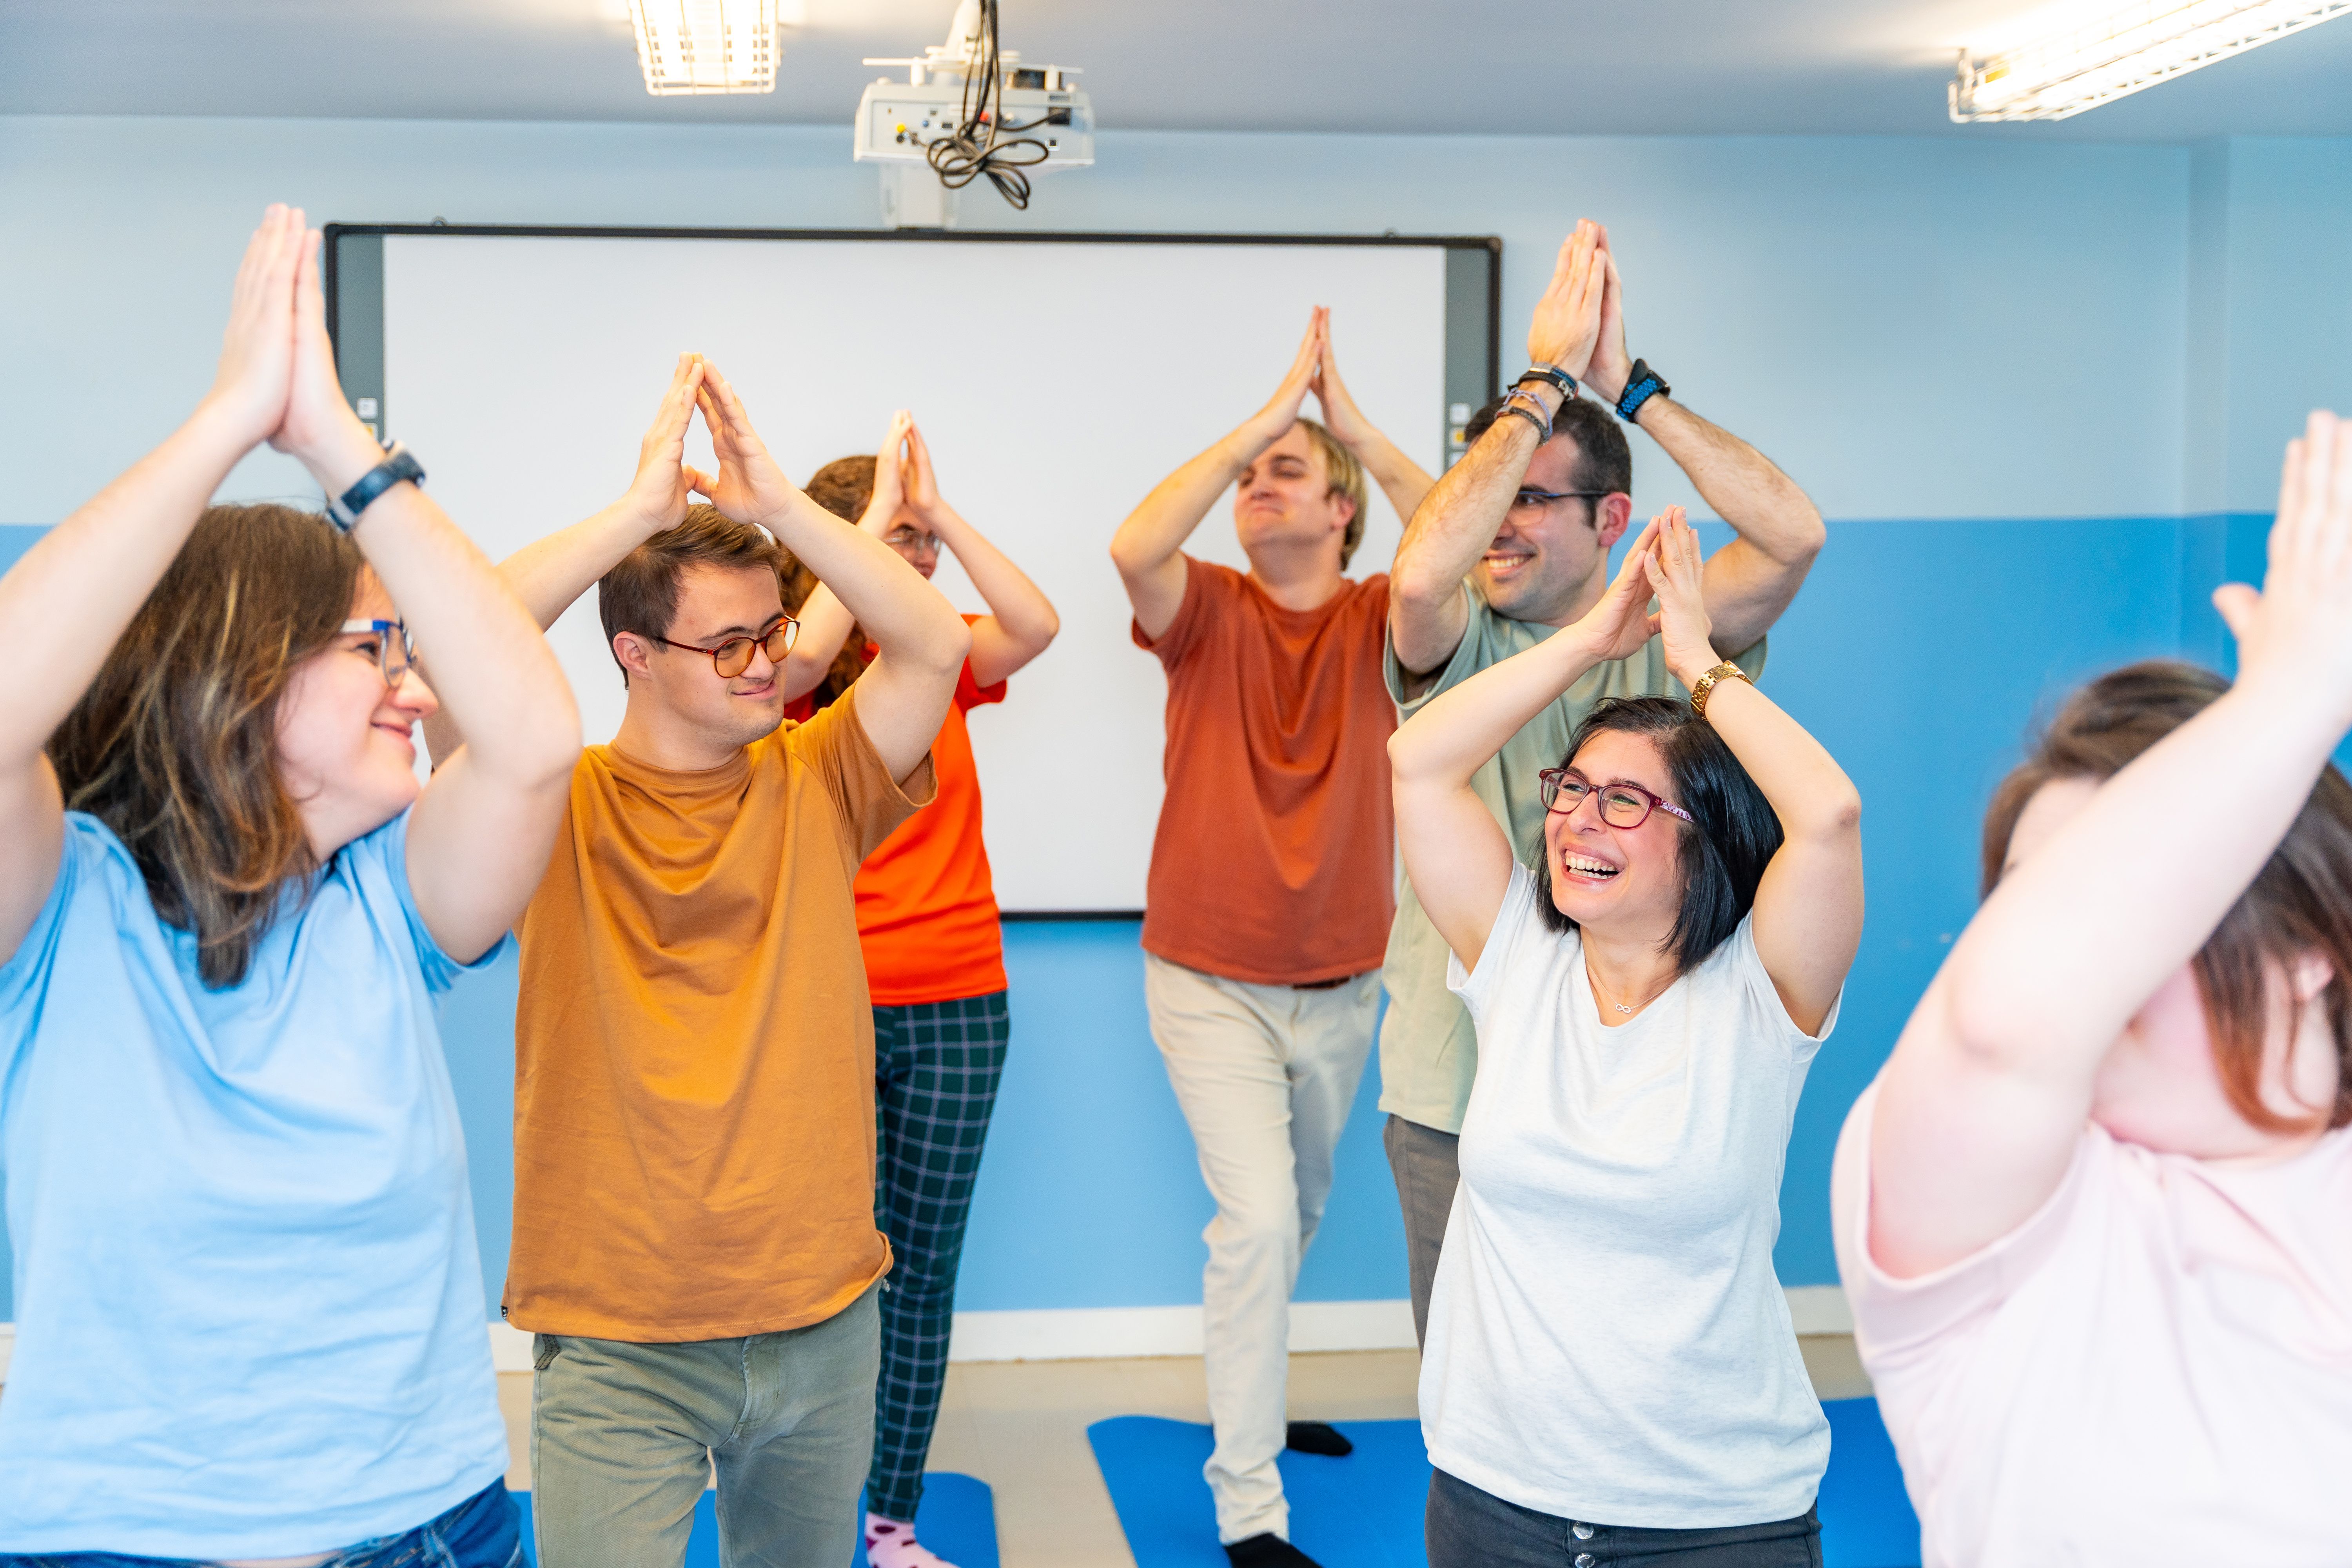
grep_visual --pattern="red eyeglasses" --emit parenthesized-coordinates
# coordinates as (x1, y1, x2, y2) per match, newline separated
(1538, 768, 1692, 829)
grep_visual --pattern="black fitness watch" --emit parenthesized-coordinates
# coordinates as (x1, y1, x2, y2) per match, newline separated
(326, 441, 426, 534)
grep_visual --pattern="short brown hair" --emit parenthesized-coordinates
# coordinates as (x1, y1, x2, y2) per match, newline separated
(47, 504, 364, 989)
(1982, 661, 2352, 1133)
(1294, 418, 1370, 568)
(596, 504, 789, 688)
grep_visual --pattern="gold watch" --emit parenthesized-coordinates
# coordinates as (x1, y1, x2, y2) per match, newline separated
(1688, 661, 1752, 719)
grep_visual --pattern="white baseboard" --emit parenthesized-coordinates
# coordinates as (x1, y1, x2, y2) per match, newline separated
(0, 1286, 1852, 1383)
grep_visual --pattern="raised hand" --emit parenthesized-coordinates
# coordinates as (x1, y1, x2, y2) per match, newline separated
(864, 410, 914, 530)
(1526, 221, 1606, 379)
(1309, 320, 1374, 449)
(691, 362, 798, 527)
(204, 205, 306, 450)
(2217, 412, 2352, 723)
(1587, 237, 1634, 405)
(1566, 514, 1664, 668)
(616, 354, 708, 536)
(901, 417, 945, 523)
(1642, 506, 1720, 684)
(271, 221, 395, 490)
(1243, 307, 1327, 445)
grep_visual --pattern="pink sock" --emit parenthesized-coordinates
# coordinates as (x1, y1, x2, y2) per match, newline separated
(865, 1510, 960, 1568)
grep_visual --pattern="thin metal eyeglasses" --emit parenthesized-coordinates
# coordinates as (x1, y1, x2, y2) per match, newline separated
(340, 619, 414, 686)
(653, 615, 801, 678)
(1538, 767, 1693, 829)
(1513, 488, 1612, 511)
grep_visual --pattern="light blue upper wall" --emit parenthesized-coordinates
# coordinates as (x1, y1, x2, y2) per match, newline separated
(1, 116, 2189, 526)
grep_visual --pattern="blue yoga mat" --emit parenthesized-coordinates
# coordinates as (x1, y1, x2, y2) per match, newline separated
(514, 1473, 998, 1568)
(1089, 1399, 1921, 1568)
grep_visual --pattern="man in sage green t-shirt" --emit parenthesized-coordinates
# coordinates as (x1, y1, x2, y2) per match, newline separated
(1381, 220, 1827, 1341)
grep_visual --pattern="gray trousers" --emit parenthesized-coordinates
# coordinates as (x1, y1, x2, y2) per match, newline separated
(1382, 1113, 1461, 1349)
(528, 1285, 880, 1568)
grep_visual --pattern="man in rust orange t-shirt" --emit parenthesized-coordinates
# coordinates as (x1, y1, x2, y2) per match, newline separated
(1110, 310, 1437, 1568)
(435, 358, 973, 1568)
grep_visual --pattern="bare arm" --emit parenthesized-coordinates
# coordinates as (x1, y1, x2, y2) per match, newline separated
(0, 208, 313, 964)
(777, 410, 907, 705)
(903, 424, 1058, 687)
(1645, 509, 1859, 1033)
(1390, 520, 1663, 971)
(421, 356, 706, 765)
(1390, 224, 1606, 677)
(1111, 308, 1325, 640)
(1868, 413, 2352, 1278)
(696, 366, 967, 782)
(1584, 243, 1824, 657)
(1309, 327, 1437, 535)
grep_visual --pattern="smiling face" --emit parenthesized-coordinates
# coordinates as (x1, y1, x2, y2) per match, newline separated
(1541, 727, 1689, 940)
(1232, 422, 1355, 567)
(618, 562, 790, 752)
(1476, 432, 1625, 622)
(274, 571, 438, 858)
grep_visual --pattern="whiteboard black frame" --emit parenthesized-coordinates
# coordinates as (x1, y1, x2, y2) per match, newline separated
(323, 223, 1503, 920)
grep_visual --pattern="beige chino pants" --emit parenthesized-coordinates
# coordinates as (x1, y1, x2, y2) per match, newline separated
(1143, 952, 1380, 1546)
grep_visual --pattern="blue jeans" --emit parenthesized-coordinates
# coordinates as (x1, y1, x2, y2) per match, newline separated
(2, 1478, 522, 1568)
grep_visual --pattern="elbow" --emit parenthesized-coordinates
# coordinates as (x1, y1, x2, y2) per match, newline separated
(1786, 782, 1862, 848)
(1107, 534, 1144, 580)
(1388, 558, 1453, 619)
(931, 611, 975, 674)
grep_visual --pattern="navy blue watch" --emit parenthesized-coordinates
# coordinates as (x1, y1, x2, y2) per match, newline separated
(326, 442, 425, 534)
(1615, 360, 1670, 424)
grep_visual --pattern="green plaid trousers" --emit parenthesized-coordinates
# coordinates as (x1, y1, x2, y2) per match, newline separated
(866, 990, 1011, 1523)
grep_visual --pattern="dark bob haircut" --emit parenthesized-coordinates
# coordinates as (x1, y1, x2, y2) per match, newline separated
(1532, 695, 1782, 974)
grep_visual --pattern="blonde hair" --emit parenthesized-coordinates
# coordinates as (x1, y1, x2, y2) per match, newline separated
(1294, 418, 1370, 567)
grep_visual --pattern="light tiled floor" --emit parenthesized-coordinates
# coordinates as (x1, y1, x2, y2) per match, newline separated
(495, 1337, 1872, 1568)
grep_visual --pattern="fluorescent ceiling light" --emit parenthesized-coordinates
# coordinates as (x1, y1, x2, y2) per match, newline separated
(1951, 0, 2352, 120)
(629, 0, 780, 95)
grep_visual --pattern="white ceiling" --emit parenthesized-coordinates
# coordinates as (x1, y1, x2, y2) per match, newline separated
(2, 0, 2348, 140)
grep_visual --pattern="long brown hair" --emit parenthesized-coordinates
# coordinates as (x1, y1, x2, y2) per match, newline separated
(1983, 661, 2352, 1132)
(47, 504, 365, 989)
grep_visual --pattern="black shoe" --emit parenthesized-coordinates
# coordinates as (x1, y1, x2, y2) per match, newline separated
(1284, 1419, 1354, 1457)
(1225, 1532, 1326, 1568)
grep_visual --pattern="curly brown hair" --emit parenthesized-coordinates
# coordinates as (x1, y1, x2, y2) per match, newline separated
(47, 504, 365, 989)
(1983, 661, 2352, 1133)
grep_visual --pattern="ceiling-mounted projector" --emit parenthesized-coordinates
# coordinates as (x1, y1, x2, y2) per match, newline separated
(854, 0, 1095, 228)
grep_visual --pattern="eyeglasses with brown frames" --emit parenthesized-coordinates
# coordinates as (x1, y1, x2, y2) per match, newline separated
(1538, 767, 1693, 829)
(653, 615, 801, 678)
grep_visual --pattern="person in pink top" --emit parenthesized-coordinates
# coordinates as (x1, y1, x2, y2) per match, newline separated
(1832, 410, 2352, 1566)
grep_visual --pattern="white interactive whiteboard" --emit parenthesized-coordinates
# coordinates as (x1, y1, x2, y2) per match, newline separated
(330, 225, 1497, 911)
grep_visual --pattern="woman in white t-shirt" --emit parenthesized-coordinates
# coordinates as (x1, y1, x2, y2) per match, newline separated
(1833, 412, 2352, 1566)
(1390, 507, 1864, 1568)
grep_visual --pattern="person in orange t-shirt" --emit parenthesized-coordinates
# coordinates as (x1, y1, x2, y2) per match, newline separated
(427, 358, 973, 1568)
(1109, 311, 1437, 1568)
(781, 412, 1058, 1568)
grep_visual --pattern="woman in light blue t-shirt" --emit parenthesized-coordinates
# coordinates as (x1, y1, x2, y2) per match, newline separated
(1390, 508, 1864, 1567)
(0, 206, 580, 1563)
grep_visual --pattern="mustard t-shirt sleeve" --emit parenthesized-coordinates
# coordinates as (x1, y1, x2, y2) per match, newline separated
(797, 685, 937, 866)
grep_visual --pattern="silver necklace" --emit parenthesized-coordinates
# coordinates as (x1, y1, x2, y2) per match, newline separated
(1586, 955, 1672, 1016)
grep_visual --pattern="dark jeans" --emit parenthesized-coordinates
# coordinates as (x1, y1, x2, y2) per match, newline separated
(2, 1478, 521, 1568)
(1427, 1469, 1822, 1568)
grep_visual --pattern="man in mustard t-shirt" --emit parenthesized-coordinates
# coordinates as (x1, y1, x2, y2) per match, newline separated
(428, 357, 969, 1568)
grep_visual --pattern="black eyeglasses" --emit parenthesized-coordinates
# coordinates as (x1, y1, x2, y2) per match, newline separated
(340, 618, 414, 686)
(1538, 767, 1693, 829)
(654, 615, 800, 678)
(1513, 488, 1612, 511)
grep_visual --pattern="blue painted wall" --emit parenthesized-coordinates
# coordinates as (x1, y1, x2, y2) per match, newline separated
(4, 116, 2350, 1321)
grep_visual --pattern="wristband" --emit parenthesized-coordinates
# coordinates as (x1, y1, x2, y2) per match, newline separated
(1499, 388, 1553, 443)
(1688, 660, 1751, 719)
(1615, 359, 1670, 423)
(1516, 363, 1577, 400)
(325, 441, 426, 534)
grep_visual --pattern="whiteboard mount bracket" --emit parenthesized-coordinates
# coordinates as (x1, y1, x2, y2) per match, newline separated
(879, 163, 960, 230)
